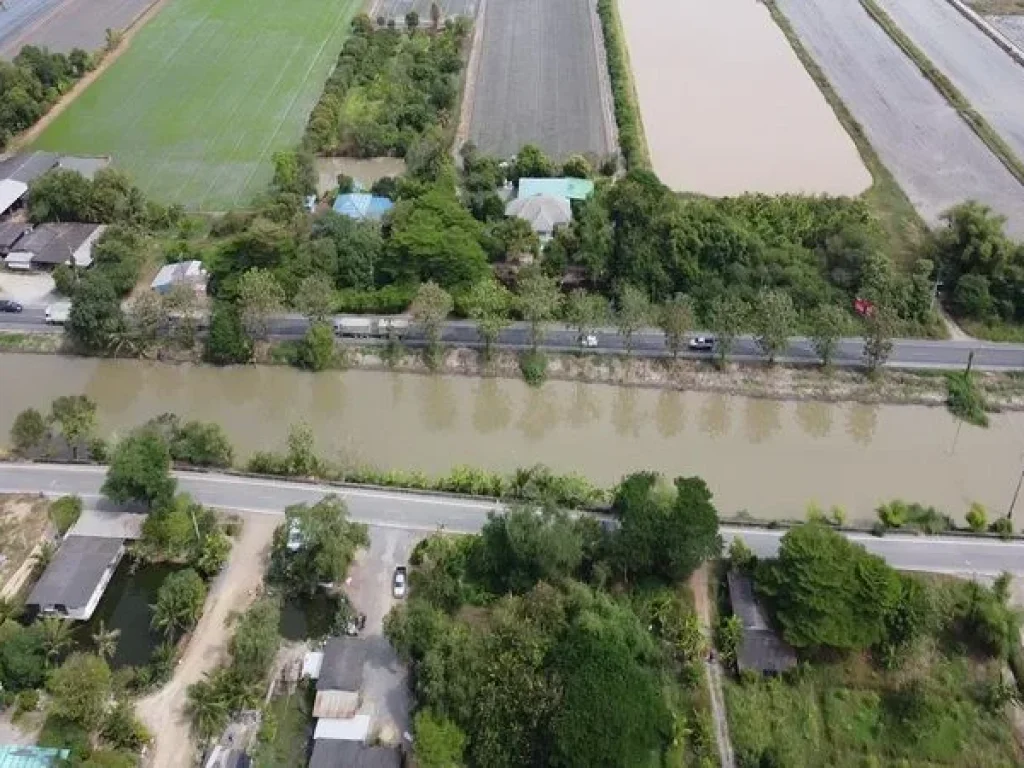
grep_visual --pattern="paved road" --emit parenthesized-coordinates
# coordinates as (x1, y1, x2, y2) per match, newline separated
(3, 309, 1024, 370)
(1, 463, 1021, 576)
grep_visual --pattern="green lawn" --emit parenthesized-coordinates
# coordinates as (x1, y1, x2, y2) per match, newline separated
(33, 0, 360, 210)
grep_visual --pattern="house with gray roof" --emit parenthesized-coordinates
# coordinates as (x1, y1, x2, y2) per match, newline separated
(5, 222, 104, 270)
(309, 741, 401, 768)
(726, 570, 797, 676)
(505, 194, 572, 239)
(0, 151, 60, 185)
(26, 535, 125, 621)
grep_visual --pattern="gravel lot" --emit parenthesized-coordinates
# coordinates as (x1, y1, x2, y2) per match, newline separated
(467, 0, 616, 160)
(345, 525, 423, 741)
(370, 0, 478, 22)
(878, 0, 1024, 172)
(0, 0, 157, 56)
(777, 0, 1024, 238)
(0, 270, 56, 306)
(990, 14, 1024, 49)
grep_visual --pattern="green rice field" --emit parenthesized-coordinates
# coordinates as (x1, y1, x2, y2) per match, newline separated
(33, 0, 361, 209)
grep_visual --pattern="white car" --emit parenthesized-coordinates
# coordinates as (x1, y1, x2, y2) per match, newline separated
(688, 336, 715, 352)
(579, 334, 598, 348)
(392, 566, 407, 599)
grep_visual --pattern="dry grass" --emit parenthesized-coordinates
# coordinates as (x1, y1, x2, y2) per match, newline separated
(969, 0, 1024, 13)
(0, 494, 51, 597)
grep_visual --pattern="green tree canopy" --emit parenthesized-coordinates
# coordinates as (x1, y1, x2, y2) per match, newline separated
(151, 568, 207, 640)
(47, 653, 112, 729)
(102, 429, 176, 506)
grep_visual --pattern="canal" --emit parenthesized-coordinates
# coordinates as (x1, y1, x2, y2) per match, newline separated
(1, 354, 1022, 523)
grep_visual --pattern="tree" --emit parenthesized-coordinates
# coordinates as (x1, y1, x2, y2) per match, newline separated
(236, 268, 284, 340)
(151, 568, 207, 639)
(53, 263, 79, 297)
(952, 273, 994, 319)
(124, 290, 164, 353)
(168, 420, 234, 468)
(615, 283, 652, 356)
(10, 408, 48, 456)
(561, 154, 593, 179)
(296, 322, 336, 372)
(565, 289, 608, 345)
(0, 621, 46, 691)
(465, 279, 512, 361)
(92, 619, 121, 662)
(192, 530, 231, 578)
(716, 614, 743, 668)
(757, 523, 901, 651)
(413, 709, 466, 768)
(163, 282, 200, 348)
(613, 473, 722, 583)
(966, 502, 988, 532)
(809, 304, 849, 368)
(102, 429, 176, 506)
(269, 495, 369, 596)
(228, 597, 281, 681)
(410, 281, 453, 364)
(658, 294, 693, 359)
(293, 274, 335, 322)
(406, 10, 419, 27)
(38, 618, 73, 667)
(49, 395, 96, 460)
(185, 675, 230, 740)
(47, 653, 112, 730)
(707, 295, 747, 368)
(753, 289, 796, 364)
(205, 303, 253, 365)
(429, 1, 442, 29)
(517, 268, 562, 351)
(512, 144, 555, 180)
(863, 306, 894, 374)
(67, 273, 127, 352)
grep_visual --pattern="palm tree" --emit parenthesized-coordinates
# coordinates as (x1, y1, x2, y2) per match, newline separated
(92, 619, 121, 661)
(186, 676, 230, 740)
(38, 617, 73, 666)
(0, 596, 21, 624)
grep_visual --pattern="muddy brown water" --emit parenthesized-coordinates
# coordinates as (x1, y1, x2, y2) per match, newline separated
(618, 0, 870, 196)
(315, 157, 407, 195)
(2, 354, 1023, 523)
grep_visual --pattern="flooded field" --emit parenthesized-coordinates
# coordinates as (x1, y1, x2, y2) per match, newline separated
(314, 157, 407, 196)
(2, 355, 1024, 523)
(617, 0, 870, 196)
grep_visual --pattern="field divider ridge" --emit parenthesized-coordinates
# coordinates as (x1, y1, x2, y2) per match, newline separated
(941, 0, 1024, 68)
(859, 0, 1024, 190)
(453, 0, 487, 156)
(595, 0, 650, 169)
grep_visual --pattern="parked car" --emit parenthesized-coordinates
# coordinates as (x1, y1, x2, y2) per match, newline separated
(688, 336, 715, 352)
(0, 300, 23, 313)
(579, 333, 598, 348)
(392, 566, 408, 599)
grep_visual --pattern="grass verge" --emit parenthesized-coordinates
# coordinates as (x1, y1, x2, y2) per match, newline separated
(255, 686, 314, 768)
(596, 0, 651, 169)
(0, 332, 65, 353)
(946, 370, 991, 426)
(860, 0, 1024, 189)
(967, 0, 1024, 12)
(765, 0, 926, 270)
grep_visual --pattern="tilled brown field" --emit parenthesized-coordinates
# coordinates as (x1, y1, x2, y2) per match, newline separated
(777, 0, 1024, 238)
(0, 0, 158, 56)
(465, 0, 616, 159)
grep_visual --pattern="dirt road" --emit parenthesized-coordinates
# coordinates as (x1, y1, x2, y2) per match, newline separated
(690, 565, 736, 768)
(136, 514, 277, 768)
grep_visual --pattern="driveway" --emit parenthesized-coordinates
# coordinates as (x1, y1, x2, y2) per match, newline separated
(0, 271, 56, 306)
(345, 525, 423, 742)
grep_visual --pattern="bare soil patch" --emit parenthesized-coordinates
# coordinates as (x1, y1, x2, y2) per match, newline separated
(136, 514, 277, 768)
(0, 493, 51, 600)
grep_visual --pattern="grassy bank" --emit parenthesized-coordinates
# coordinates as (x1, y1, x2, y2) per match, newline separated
(946, 370, 990, 426)
(0, 332, 66, 353)
(596, 0, 651, 169)
(860, 0, 1024, 189)
(968, 0, 1024, 12)
(765, 0, 926, 269)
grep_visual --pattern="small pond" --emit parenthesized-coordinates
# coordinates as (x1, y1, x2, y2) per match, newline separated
(75, 561, 182, 669)
(279, 591, 342, 642)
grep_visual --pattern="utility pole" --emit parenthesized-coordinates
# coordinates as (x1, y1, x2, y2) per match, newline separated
(1007, 462, 1024, 521)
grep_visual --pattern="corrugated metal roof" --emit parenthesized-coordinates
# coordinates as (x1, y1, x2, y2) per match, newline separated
(332, 193, 394, 221)
(15, 223, 103, 266)
(151, 260, 206, 290)
(518, 177, 594, 201)
(726, 570, 797, 675)
(26, 535, 124, 610)
(303, 650, 324, 679)
(0, 178, 28, 215)
(0, 746, 70, 768)
(313, 714, 370, 741)
(0, 151, 59, 185)
(317, 637, 366, 692)
(309, 741, 401, 768)
(313, 689, 359, 719)
(505, 194, 572, 234)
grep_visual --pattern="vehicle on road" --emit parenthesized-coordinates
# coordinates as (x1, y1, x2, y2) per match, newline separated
(0, 300, 23, 313)
(579, 333, 598, 348)
(688, 336, 715, 352)
(44, 301, 71, 325)
(392, 566, 407, 599)
(334, 316, 410, 339)
(286, 520, 304, 551)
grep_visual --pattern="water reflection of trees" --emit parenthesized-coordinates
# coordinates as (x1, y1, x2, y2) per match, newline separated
(472, 378, 511, 434)
(795, 400, 832, 439)
(420, 376, 457, 431)
(846, 403, 878, 445)
(517, 386, 560, 440)
(567, 382, 600, 428)
(699, 394, 730, 438)
(655, 390, 685, 438)
(744, 398, 781, 444)
(612, 387, 646, 438)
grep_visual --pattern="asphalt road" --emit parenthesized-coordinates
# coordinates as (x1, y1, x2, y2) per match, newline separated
(1, 463, 1021, 576)
(3, 309, 1024, 370)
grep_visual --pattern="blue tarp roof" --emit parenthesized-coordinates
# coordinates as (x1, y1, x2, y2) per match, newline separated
(0, 747, 70, 768)
(332, 193, 394, 221)
(517, 177, 594, 201)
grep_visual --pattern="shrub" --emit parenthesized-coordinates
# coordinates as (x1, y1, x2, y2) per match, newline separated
(49, 495, 83, 535)
(14, 688, 39, 714)
(989, 517, 1014, 539)
(519, 350, 548, 386)
(966, 502, 988, 532)
(946, 371, 989, 427)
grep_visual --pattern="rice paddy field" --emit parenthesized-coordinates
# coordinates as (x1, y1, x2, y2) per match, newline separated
(31, 0, 361, 209)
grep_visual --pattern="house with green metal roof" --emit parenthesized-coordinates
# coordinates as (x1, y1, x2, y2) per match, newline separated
(517, 177, 594, 201)
(0, 746, 70, 768)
